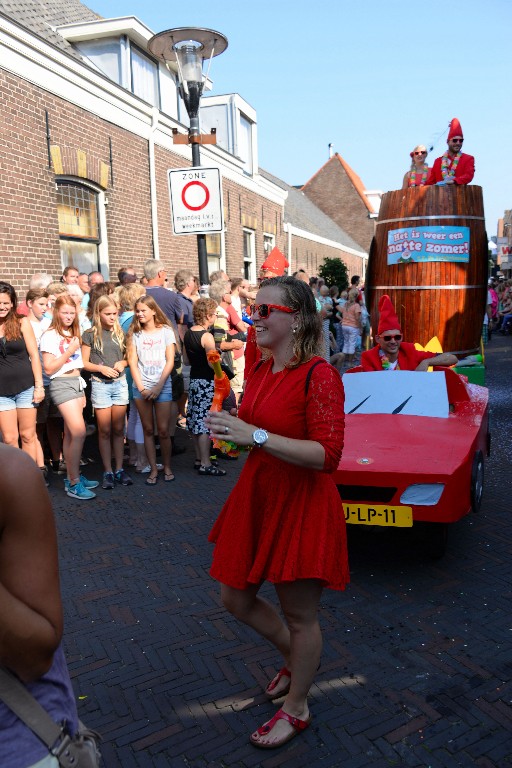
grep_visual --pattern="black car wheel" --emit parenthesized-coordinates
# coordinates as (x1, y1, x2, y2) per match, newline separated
(470, 451, 484, 514)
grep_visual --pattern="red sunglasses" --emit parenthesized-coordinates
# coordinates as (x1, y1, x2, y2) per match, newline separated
(253, 303, 294, 318)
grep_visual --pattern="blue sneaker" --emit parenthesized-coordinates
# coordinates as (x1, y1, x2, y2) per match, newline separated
(64, 474, 99, 492)
(66, 480, 96, 500)
(102, 472, 115, 490)
(114, 468, 133, 486)
(80, 474, 99, 489)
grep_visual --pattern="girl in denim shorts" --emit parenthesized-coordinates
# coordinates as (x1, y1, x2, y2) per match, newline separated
(40, 294, 99, 500)
(0, 282, 45, 463)
(82, 295, 132, 490)
(126, 295, 177, 485)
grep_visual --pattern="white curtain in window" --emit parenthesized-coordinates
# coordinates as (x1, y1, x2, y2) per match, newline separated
(239, 115, 253, 174)
(132, 48, 159, 106)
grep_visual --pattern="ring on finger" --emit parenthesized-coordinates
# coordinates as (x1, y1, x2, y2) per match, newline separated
(224, 426, 229, 434)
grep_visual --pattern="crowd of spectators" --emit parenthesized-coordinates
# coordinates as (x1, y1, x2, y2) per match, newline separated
(0, 260, 374, 496)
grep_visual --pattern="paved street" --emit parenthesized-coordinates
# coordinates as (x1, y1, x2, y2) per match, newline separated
(51, 337, 512, 768)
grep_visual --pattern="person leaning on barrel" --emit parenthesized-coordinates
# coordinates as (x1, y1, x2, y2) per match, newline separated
(402, 145, 429, 188)
(360, 295, 458, 371)
(426, 118, 475, 186)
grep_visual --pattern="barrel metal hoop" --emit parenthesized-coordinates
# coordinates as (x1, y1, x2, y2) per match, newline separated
(376, 214, 486, 225)
(372, 285, 483, 291)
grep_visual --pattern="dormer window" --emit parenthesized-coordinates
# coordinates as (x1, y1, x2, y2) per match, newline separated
(76, 36, 160, 108)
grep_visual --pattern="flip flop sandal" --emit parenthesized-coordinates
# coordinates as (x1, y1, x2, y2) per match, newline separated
(164, 473, 175, 482)
(145, 474, 158, 485)
(265, 667, 291, 699)
(249, 708, 311, 749)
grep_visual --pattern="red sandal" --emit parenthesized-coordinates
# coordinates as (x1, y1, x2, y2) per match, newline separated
(265, 666, 291, 699)
(250, 707, 311, 749)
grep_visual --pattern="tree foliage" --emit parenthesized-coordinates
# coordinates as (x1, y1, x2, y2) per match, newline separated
(318, 257, 349, 290)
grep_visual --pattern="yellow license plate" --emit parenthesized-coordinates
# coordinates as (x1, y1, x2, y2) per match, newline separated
(343, 503, 413, 527)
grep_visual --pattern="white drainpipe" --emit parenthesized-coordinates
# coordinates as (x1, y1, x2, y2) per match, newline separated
(149, 107, 160, 259)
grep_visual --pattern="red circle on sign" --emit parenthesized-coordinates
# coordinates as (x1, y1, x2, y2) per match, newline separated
(181, 181, 210, 211)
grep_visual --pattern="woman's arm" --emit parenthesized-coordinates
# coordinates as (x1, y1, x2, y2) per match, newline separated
(20, 318, 44, 403)
(81, 343, 118, 378)
(0, 446, 63, 681)
(205, 412, 325, 470)
(126, 337, 145, 393)
(201, 331, 217, 356)
(402, 172, 410, 190)
(152, 342, 175, 392)
(42, 336, 80, 376)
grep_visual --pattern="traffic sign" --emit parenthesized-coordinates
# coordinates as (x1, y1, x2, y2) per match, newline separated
(168, 167, 224, 235)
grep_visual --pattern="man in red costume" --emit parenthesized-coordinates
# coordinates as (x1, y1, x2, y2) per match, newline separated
(426, 118, 475, 186)
(244, 247, 289, 374)
(361, 295, 458, 371)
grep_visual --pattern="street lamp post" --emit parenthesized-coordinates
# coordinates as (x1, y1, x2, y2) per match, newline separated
(148, 27, 228, 286)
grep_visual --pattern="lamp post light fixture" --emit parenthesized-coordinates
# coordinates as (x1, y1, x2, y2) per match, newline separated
(148, 27, 228, 285)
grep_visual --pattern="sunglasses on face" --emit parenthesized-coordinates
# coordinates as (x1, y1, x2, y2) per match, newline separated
(253, 303, 294, 318)
(382, 334, 402, 342)
(414, 151, 427, 156)
(451, 139, 463, 144)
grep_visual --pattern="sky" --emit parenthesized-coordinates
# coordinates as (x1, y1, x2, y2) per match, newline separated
(89, 0, 511, 235)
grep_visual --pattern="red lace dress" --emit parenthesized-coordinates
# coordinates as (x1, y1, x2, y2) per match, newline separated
(208, 356, 349, 591)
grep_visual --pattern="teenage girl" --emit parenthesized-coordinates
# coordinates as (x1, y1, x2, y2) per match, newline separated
(0, 282, 44, 463)
(40, 294, 98, 500)
(81, 295, 132, 490)
(126, 295, 177, 485)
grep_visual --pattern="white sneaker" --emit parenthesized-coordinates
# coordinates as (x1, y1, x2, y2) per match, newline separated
(137, 464, 163, 474)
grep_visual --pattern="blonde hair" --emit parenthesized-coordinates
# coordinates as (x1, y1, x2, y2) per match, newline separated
(46, 282, 69, 297)
(117, 282, 146, 312)
(90, 295, 125, 355)
(346, 287, 360, 305)
(410, 145, 428, 170)
(260, 276, 322, 368)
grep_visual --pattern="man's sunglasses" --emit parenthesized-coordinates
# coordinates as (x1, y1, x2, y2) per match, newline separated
(382, 334, 402, 342)
(253, 303, 294, 318)
(451, 139, 463, 143)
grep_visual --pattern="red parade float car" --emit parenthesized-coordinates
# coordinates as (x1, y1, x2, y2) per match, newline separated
(335, 368, 490, 557)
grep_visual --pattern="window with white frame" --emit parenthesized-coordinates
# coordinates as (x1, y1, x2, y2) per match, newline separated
(263, 233, 275, 258)
(76, 38, 121, 83)
(238, 114, 253, 175)
(76, 38, 160, 108)
(243, 229, 256, 282)
(206, 234, 222, 276)
(56, 181, 101, 275)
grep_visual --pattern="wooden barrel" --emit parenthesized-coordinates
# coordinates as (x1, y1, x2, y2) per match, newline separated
(366, 185, 488, 356)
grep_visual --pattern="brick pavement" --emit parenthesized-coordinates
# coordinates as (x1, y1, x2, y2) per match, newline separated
(50, 337, 512, 768)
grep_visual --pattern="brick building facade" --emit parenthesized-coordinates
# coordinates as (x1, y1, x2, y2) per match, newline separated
(0, 1, 367, 294)
(301, 153, 378, 253)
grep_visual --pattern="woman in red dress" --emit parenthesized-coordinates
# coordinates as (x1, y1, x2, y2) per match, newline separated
(206, 276, 349, 749)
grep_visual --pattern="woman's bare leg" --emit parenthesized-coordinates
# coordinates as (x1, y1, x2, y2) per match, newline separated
(95, 407, 113, 473)
(135, 399, 158, 479)
(250, 579, 323, 747)
(221, 583, 291, 663)
(154, 401, 172, 476)
(57, 398, 86, 483)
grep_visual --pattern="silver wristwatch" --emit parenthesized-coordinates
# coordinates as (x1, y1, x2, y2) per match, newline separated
(252, 428, 269, 448)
